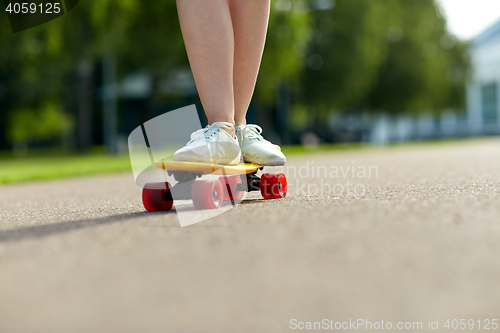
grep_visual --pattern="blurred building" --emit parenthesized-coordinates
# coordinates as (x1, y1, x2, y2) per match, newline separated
(327, 110, 468, 145)
(467, 19, 500, 135)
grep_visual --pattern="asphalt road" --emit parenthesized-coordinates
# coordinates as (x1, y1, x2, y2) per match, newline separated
(1, 139, 500, 333)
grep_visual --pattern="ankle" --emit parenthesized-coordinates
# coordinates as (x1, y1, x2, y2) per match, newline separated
(209, 121, 235, 139)
(222, 127, 235, 139)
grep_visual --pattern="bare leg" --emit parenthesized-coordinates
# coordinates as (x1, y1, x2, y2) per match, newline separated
(176, 0, 236, 137)
(228, 0, 270, 126)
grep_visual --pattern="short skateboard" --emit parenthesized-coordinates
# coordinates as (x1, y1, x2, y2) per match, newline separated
(142, 160, 287, 212)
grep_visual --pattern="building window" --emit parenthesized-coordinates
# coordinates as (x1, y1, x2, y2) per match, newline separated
(481, 83, 498, 124)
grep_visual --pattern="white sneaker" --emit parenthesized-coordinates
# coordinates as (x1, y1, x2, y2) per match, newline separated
(235, 124, 286, 166)
(173, 122, 241, 165)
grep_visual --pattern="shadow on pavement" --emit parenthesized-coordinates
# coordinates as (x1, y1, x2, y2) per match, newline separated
(238, 199, 265, 205)
(0, 198, 269, 243)
(0, 210, 177, 243)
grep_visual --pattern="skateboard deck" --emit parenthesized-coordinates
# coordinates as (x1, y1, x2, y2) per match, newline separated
(154, 160, 263, 175)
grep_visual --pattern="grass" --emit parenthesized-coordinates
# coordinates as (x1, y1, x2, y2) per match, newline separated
(280, 143, 366, 155)
(0, 153, 132, 185)
(0, 137, 491, 185)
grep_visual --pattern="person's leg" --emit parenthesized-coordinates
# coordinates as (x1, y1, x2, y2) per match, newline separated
(176, 0, 236, 137)
(227, 0, 285, 166)
(174, 0, 241, 164)
(228, 0, 270, 126)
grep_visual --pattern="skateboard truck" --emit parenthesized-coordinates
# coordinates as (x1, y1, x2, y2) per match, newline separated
(239, 171, 261, 192)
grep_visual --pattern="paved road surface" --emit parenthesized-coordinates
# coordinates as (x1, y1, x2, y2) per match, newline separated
(1, 139, 500, 332)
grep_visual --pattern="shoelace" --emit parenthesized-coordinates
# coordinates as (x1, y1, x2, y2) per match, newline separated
(241, 124, 264, 140)
(240, 124, 282, 150)
(188, 122, 234, 144)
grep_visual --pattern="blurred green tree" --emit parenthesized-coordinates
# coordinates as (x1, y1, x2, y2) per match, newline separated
(367, 0, 469, 113)
(0, 13, 70, 151)
(300, 0, 469, 119)
(258, 0, 311, 102)
(302, 0, 389, 112)
(255, 0, 311, 142)
(61, 0, 139, 151)
(7, 101, 71, 153)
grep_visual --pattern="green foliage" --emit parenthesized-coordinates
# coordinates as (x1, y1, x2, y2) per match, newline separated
(7, 101, 71, 144)
(258, 0, 311, 103)
(303, 0, 388, 111)
(0, 17, 72, 151)
(123, 1, 186, 73)
(301, 0, 470, 114)
(367, 0, 467, 113)
(443, 40, 470, 110)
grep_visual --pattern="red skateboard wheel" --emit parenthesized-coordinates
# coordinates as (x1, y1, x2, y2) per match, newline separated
(142, 182, 174, 212)
(191, 179, 224, 209)
(219, 175, 245, 201)
(260, 173, 287, 199)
